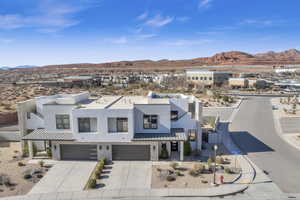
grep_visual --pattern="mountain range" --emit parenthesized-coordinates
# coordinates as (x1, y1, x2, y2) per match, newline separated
(3, 49, 300, 71)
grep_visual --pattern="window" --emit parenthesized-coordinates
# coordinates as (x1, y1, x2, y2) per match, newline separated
(143, 115, 158, 129)
(209, 77, 212, 80)
(117, 118, 128, 132)
(56, 115, 70, 129)
(200, 77, 203, 80)
(78, 118, 91, 132)
(192, 77, 195, 80)
(204, 77, 207, 80)
(188, 129, 197, 141)
(27, 112, 31, 119)
(195, 77, 199, 80)
(171, 111, 178, 121)
(108, 118, 128, 132)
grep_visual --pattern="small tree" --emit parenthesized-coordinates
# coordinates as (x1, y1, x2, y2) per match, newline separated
(184, 141, 191, 156)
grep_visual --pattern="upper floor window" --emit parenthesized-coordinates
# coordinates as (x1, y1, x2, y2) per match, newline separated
(143, 115, 158, 129)
(78, 118, 91, 132)
(108, 118, 128, 133)
(188, 129, 197, 141)
(56, 115, 70, 129)
(209, 77, 212, 80)
(171, 111, 178, 121)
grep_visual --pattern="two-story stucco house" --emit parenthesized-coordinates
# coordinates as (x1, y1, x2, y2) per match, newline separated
(17, 91, 202, 161)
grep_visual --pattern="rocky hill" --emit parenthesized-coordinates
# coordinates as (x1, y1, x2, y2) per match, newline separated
(8, 49, 300, 73)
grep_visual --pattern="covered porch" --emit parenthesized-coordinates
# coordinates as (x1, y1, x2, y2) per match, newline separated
(133, 129, 187, 161)
(22, 129, 74, 159)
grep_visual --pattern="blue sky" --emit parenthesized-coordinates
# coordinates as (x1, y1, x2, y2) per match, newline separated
(1, 0, 300, 66)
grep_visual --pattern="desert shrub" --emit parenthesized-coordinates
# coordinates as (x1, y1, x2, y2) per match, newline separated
(184, 141, 191, 156)
(189, 169, 199, 177)
(224, 168, 231, 174)
(166, 175, 176, 182)
(37, 174, 43, 179)
(170, 162, 178, 170)
(88, 178, 97, 189)
(159, 148, 169, 159)
(175, 170, 182, 176)
(216, 156, 224, 165)
(193, 163, 205, 174)
(102, 158, 107, 165)
(18, 162, 25, 167)
(23, 174, 32, 180)
(38, 160, 45, 168)
(23, 143, 29, 157)
(46, 147, 52, 157)
(32, 143, 37, 156)
(95, 170, 101, 179)
(207, 158, 213, 166)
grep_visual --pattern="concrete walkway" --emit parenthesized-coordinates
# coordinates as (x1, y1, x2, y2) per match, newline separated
(29, 161, 97, 194)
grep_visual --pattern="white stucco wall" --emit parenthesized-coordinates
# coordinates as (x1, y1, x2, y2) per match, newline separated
(43, 104, 75, 133)
(134, 104, 171, 134)
(72, 108, 134, 142)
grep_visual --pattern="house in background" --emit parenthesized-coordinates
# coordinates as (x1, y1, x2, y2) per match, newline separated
(17, 91, 202, 161)
(185, 69, 231, 87)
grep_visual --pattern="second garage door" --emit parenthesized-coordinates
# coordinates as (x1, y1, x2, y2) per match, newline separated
(60, 144, 97, 160)
(112, 145, 150, 161)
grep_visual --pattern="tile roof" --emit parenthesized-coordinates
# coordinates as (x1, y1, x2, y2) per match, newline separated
(22, 129, 74, 141)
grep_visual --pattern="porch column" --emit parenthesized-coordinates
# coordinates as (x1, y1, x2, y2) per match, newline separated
(180, 141, 184, 161)
(28, 140, 34, 158)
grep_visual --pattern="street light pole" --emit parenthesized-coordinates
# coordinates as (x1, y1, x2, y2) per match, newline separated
(212, 144, 218, 185)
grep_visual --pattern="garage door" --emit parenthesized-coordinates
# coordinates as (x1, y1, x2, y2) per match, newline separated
(60, 144, 97, 160)
(112, 145, 150, 161)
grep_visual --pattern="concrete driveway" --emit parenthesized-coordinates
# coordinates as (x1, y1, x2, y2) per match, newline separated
(29, 161, 97, 194)
(101, 161, 151, 189)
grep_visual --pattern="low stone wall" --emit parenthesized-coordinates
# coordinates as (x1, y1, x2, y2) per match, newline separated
(0, 112, 18, 125)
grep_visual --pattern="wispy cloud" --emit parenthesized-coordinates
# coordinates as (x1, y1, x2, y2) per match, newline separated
(240, 19, 274, 26)
(198, 0, 213, 9)
(145, 14, 174, 28)
(136, 11, 148, 20)
(136, 34, 157, 40)
(0, 38, 14, 44)
(0, 0, 96, 32)
(177, 16, 190, 23)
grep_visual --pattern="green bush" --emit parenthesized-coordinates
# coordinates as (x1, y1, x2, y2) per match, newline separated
(175, 170, 181, 176)
(18, 162, 25, 167)
(224, 168, 231, 174)
(170, 162, 178, 170)
(46, 147, 52, 157)
(159, 148, 169, 159)
(38, 160, 45, 167)
(32, 143, 37, 156)
(95, 170, 101, 179)
(88, 178, 97, 189)
(184, 141, 191, 156)
(23, 143, 29, 157)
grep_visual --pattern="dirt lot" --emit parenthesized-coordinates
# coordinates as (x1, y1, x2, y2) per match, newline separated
(0, 142, 46, 197)
(152, 158, 239, 189)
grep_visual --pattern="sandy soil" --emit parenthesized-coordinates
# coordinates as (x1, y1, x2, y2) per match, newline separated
(152, 158, 240, 189)
(0, 142, 45, 197)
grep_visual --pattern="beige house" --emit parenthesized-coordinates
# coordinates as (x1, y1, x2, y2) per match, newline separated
(229, 78, 249, 88)
(186, 69, 230, 87)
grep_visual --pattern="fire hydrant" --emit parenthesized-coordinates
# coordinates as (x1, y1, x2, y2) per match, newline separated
(220, 175, 224, 184)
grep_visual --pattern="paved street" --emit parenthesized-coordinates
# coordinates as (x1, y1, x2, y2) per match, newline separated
(280, 117, 300, 134)
(230, 97, 300, 193)
(203, 107, 235, 122)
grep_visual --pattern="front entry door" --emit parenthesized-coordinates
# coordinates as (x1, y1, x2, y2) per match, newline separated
(171, 142, 178, 151)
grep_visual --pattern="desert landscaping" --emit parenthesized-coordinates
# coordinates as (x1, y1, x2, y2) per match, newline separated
(0, 142, 49, 197)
